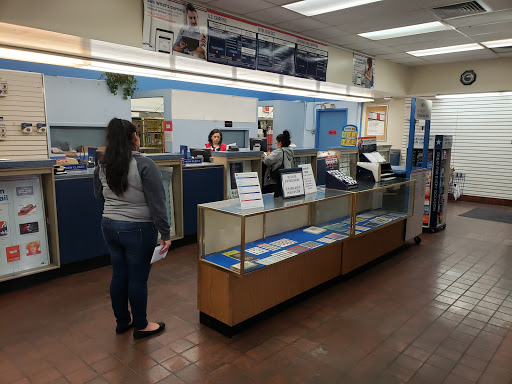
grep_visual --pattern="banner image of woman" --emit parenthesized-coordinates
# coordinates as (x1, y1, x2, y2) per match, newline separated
(25, 241, 41, 256)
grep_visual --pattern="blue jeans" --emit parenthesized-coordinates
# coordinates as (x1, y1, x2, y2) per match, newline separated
(101, 218, 157, 330)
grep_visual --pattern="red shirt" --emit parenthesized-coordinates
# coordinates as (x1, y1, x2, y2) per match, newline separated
(205, 143, 227, 151)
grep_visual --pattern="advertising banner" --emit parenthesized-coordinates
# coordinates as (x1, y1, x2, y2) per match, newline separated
(0, 176, 50, 277)
(143, 1, 328, 81)
(353, 53, 375, 88)
(143, 0, 208, 60)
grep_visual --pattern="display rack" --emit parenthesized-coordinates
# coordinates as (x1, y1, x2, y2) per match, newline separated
(328, 147, 359, 178)
(412, 135, 452, 232)
(0, 160, 60, 282)
(139, 117, 164, 153)
(197, 180, 415, 333)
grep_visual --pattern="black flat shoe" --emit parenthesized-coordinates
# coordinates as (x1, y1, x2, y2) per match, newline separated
(116, 322, 134, 334)
(133, 322, 165, 339)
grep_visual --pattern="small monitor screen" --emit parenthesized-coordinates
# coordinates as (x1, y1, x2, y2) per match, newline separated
(250, 138, 267, 152)
(190, 148, 212, 162)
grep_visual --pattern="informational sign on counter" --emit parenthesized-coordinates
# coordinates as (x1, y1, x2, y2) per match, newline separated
(281, 169, 305, 199)
(341, 125, 358, 147)
(142, 1, 328, 81)
(235, 172, 263, 210)
(0, 176, 50, 277)
(299, 164, 317, 195)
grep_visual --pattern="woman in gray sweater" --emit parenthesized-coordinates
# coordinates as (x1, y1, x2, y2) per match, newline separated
(94, 118, 170, 339)
(262, 130, 294, 197)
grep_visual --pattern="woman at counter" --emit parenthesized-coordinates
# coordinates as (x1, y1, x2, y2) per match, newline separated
(205, 129, 227, 151)
(94, 118, 171, 340)
(262, 130, 294, 196)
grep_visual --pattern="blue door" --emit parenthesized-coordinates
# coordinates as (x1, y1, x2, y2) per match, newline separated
(316, 109, 348, 150)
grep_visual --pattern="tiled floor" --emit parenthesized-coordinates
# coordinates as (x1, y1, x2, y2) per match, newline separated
(2, 201, 512, 384)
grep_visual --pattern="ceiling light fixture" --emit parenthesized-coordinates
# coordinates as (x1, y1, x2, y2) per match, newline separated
(358, 22, 452, 40)
(0, 47, 89, 67)
(481, 38, 512, 48)
(407, 43, 483, 57)
(284, 0, 383, 17)
(85, 61, 177, 79)
(436, 92, 511, 99)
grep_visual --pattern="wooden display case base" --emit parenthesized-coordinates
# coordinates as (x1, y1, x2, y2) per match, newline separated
(198, 242, 342, 331)
(342, 221, 405, 274)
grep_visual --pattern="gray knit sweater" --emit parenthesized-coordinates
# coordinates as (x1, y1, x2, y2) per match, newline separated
(93, 151, 171, 241)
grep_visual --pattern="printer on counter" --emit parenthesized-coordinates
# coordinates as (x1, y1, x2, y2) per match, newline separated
(356, 151, 395, 182)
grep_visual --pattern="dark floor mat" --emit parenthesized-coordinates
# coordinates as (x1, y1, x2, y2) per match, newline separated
(460, 207, 512, 224)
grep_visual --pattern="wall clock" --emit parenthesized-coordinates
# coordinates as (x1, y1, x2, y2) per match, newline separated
(460, 70, 476, 85)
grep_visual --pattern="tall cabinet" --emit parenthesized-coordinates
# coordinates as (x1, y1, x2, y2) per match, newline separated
(412, 135, 452, 232)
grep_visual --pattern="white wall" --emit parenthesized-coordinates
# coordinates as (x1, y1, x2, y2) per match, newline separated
(408, 58, 512, 96)
(45, 76, 131, 126)
(0, 0, 142, 48)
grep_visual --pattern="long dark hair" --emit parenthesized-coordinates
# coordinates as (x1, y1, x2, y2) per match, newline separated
(103, 118, 137, 196)
(276, 130, 291, 147)
(208, 129, 223, 147)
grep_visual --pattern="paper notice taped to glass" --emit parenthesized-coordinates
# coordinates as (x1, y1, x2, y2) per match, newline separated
(151, 245, 166, 264)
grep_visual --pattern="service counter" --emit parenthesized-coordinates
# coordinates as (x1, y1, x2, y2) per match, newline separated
(211, 151, 263, 199)
(52, 155, 224, 265)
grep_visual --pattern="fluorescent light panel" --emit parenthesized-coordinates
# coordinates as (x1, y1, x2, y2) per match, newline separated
(407, 43, 483, 57)
(85, 61, 176, 79)
(284, 0, 382, 17)
(482, 38, 512, 48)
(0, 47, 88, 67)
(359, 22, 451, 40)
(436, 92, 512, 99)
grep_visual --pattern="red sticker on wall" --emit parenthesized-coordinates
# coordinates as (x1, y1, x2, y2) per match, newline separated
(328, 130, 337, 135)
(6, 245, 20, 262)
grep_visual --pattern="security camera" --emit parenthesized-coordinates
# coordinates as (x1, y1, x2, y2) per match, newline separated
(21, 123, 33, 134)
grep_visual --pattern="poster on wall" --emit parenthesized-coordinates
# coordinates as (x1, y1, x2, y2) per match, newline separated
(341, 124, 358, 147)
(0, 177, 50, 277)
(142, 0, 208, 60)
(142, 1, 329, 81)
(365, 105, 387, 141)
(353, 53, 375, 88)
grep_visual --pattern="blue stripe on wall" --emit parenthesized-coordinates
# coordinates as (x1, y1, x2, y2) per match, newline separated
(0, 59, 331, 102)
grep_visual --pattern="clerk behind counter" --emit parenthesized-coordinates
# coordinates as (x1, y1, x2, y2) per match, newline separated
(205, 129, 227, 152)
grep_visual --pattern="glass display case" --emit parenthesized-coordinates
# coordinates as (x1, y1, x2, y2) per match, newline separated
(353, 180, 415, 236)
(198, 188, 352, 275)
(0, 161, 60, 282)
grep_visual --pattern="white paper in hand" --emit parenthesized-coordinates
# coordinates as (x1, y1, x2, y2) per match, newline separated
(150, 245, 166, 264)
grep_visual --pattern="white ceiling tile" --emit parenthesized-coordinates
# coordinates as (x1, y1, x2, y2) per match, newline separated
(445, 9, 512, 28)
(382, 30, 464, 47)
(390, 36, 475, 52)
(414, 0, 469, 8)
(265, 0, 297, 5)
(275, 17, 330, 33)
(353, 46, 403, 56)
(208, 0, 275, 15)
(302, 26, 350, 40)
(423, 50, 499, 63)
(458, 21, 512, 36)
(326, 34, 374, 46)
(393, 57, 429, 63)
(481, 0, 512, 12)
(377, 52, 416, 60)
(246, 6, 303, 24)
(471, 31, 512, 42)
(340, 9, 439, 34)
(497, 52, 512, 57)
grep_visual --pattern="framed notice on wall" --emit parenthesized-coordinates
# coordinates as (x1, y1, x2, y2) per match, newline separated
(365, 105, 388, 141)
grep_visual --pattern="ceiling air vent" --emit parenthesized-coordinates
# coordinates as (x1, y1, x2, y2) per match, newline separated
(431, 1, 488, 19)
